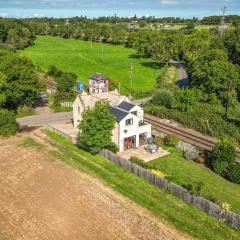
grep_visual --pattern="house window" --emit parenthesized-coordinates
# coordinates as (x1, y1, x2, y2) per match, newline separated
(126, 118, 133, 126)
(131, 111, 137, 116)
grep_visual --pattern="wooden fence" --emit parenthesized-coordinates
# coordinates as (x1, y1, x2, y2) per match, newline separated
(46, 124, 77, 144)
(99, 149, 240, 231)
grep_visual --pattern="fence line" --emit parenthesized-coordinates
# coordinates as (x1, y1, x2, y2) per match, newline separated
(60, 102, 73, 107)
(99, 149, 240, 230)
(46, 124, 77, 144)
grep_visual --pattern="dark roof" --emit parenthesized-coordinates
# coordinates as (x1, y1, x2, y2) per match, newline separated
(111, 107, 129, 122)
(117, 101, 136, 112)
(89, 73, 108, 81)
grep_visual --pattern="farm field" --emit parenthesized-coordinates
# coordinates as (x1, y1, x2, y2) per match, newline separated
(150, 147, 240, 215)
(0, 129, 189, 240)
(43, 130, 240, 240)
(21, 36, 162, 94)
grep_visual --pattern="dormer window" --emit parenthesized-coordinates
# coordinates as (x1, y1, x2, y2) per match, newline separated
(126, 118, 133, 126)
(131, 111, 137, 116)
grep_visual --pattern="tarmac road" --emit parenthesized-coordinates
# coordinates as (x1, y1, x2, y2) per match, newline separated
(17, 112, 73, 128)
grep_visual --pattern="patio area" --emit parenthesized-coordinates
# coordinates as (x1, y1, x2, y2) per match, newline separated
(118, 145, 170, 162)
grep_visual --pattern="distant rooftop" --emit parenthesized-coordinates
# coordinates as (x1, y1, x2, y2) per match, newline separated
(117, 101, 136, 112)
(89, 73, 108, 81)
(111, 107, 129, 122)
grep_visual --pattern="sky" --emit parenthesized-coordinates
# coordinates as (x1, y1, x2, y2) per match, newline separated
(0, 0, 239, 19)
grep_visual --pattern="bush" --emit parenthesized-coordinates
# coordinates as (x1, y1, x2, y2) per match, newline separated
(129, 156, 150, 169)
(226, 164, 240, 184)
(154, 136, 163, 146)
(106, 143, 119, 154)
(150, 88, 175, 109)
(212, 139, 236, 175)
(0, 109, 19, 136)
(195, 154, 206, 164)
(163, 134, 179, 147)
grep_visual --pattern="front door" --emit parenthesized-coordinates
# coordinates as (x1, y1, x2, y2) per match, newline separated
(124, 136, 136, 150)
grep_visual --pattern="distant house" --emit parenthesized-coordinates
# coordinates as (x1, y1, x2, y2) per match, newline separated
(128, 21, 140, 30)
(89, 73, 109, 94)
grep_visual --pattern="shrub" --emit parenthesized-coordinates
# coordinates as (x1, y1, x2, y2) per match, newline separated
(212, 139, 236, 175)
(151, 169, 167, 178)
(154, 136, 163, 146)
(106, 143, 119, 154)
(129, 156, 150, 169)
(226, 164, 240, 184)
(0, 109, 19, 136)
(150, 88, 175, 109)
(163, 134, 179, 147)
(195, 154, 206, 164)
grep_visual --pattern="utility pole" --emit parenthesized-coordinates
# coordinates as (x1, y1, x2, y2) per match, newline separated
(130, 63, 133, 90)
(101, 38, 104, 61)
(118, 82, 121, 94)
(219, 6, 227, 37)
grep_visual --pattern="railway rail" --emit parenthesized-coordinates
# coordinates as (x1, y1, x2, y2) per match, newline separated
(144, 114, 240, 162)
(38, 77, 57, 91)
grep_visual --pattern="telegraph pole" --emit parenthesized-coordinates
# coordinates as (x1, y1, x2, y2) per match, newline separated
(219, 6, 227, 37)
(130, 63, 133, 90)
(101, 38, 104, 61)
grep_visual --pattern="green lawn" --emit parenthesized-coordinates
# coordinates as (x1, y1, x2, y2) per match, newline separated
(45, 129, 240, 240)
(149, 147, 240, 215)
(21, 36, 163, 94)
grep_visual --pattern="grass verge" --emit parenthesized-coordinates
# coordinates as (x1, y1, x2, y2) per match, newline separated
(20, 137, 44, 150)
(44, 129, 240, 240)
(149, 146, 240, 215)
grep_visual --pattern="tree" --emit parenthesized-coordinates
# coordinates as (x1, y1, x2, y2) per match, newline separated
(0, 109, 19, 136)
(78, 100, 117, 154)
(190, 56, 240, 118)
(54, 72, 77, 104)
(0, 50, 42, 110)
(212, 139, 236, 175)
(150, 88, 175, 109)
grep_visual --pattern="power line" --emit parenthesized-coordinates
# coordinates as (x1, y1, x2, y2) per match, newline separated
(219, 6, 227, 37)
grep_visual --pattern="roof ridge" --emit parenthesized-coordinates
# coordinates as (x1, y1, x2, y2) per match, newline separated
(111, 106, 129, 114)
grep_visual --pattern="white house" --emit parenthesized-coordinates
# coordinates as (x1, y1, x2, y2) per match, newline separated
(111, 101, 151, 152)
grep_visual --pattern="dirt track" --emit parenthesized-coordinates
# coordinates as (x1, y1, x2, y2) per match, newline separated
(0, 130, 190, 240)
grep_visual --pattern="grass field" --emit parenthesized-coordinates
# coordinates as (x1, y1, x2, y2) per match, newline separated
(45, 129, 240, 240)
(21, 36, 163, 94)
(149, 146, 240, 215)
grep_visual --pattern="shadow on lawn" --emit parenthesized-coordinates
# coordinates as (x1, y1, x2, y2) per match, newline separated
(128, 54, 163, 70)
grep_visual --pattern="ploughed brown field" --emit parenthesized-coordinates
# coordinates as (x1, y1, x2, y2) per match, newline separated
(0, 129, 188, 240)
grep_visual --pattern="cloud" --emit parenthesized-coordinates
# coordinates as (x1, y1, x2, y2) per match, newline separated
(161, 0, 178, 5)
(0, 12, 8, 17)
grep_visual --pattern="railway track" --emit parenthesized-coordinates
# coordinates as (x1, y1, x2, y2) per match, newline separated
(144, 114, 240, 162)
(38, 77, 57, 91)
